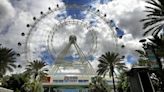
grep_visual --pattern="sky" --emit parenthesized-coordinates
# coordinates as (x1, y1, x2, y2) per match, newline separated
(0, 0, 149, 70)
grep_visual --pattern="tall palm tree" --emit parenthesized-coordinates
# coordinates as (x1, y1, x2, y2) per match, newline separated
(141, 0, 164, 36)
(0, 47, 17, 77)
(25, 60, 48, 81)
(97, 52, 122, 92)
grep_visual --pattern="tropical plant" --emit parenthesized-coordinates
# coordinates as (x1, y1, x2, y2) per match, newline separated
(23, 60, 48, 92)
(97, 52, 123, 92)
(1, 73, 30, 92)
(117, 72, 130, 92)
(139, 35, 164, 91)
(25, 60, 48, 81)
(146, 35, 164, 70)
(23, 79, 44, 92)
(147, 35, 164, 91)
(148, 35, 164, 57)
(149, 73, 162, 92)
(141, 0, 164, 36)
(135, 50, 151, 66)
(89, 76, 111, 92)
(0, 47, 17, 77)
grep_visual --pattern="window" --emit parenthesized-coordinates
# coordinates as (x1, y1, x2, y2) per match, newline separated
(78, 80, 88, 83)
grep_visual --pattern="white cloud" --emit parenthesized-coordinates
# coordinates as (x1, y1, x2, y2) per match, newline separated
(95, 0, 147, 37)
(90, 0, 148, 69)
(0, 0, 16, 33)
(0, 0, 148, 72)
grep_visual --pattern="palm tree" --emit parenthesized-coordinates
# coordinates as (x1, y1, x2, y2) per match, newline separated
(0, 47, 17, 77)
(97, 52, 122, 92)
(25, 60, 48, 81)
(141, 0, 164, 36)
(25, 60, 48, 92)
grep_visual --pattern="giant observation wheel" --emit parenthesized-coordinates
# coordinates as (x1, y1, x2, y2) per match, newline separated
(17, 4, 121, 76)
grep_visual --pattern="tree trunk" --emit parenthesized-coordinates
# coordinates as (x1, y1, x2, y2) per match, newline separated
(111, 67, 116, 92)
(112, 73, 116, 92)
(34, 73, 38, 80)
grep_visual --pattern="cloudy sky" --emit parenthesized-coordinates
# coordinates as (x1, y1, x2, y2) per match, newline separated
(0, 0, 149, 70)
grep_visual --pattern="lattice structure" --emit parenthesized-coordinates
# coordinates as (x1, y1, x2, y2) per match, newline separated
(50, 35, 95, 76)
(16, 3, 124, 91)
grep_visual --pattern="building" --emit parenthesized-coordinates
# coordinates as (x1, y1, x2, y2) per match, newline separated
(0, 87, 13, 92)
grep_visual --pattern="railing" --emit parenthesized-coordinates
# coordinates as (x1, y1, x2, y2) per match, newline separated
(43, 79, 89, 86)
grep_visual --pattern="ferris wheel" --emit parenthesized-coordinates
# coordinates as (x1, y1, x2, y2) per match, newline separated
(17, 3, 123, 75)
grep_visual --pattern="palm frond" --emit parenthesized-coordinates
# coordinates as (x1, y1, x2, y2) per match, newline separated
(147, 13, 164, 17)
(9, 63, 17, 68)
(141, 0, 164, 36)
(143, 18, 163, 29)
(146, 0, 162, 9)
(143, 24, 161, 36)
(0, 47, 16, 75)
(6, 66, 14, 72)
(145, 6, 161, 12)
(135, 50, 145, 55)
(140, 17, 161, 22)
(25, 60, 47, 80)
(152, 25, 163, 36)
